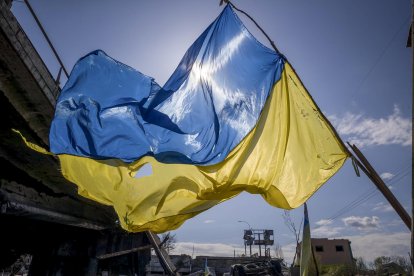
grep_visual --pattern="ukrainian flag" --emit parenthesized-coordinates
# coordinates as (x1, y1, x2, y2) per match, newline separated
(26, 5, 348, 232)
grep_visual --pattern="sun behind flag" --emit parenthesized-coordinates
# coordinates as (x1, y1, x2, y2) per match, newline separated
(21, 4, 348, 232)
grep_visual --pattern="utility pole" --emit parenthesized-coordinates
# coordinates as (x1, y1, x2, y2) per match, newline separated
(239, 220, 253, 256)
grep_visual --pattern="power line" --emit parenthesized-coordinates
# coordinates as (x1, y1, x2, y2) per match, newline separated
(349, 16, 410, 100)
(316, 161, 411, 226)
(329, 166, 411, 221)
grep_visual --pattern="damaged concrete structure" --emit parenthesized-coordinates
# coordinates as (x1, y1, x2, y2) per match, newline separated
(0, 0, 157, 274)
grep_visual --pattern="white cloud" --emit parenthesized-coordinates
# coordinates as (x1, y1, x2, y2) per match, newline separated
(344, 232, 410, 263)
(172, 242, 244, 257)
(385, 219, 407, 228)
(281, 242, 297, 264)
(342, 216, 380, 229)
(380, 172, 394, 180)
(204, 220, 215, 224)
(372, 202, 393, 213)
(313, 225, 343, 237)
(329, 106, 411, 147)
(315, 219, 332, 226)
(312, 219, 344, 237)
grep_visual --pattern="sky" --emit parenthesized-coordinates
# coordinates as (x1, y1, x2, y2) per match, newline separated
(11, 0, 411, 265)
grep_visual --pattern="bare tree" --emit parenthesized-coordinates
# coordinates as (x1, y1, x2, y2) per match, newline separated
(274, 242, 284, 259)
(282, 210, 302, 267)
(372, 255, 411, 274)
(355, 257, 368, 274)
(159, 232, 176, 254)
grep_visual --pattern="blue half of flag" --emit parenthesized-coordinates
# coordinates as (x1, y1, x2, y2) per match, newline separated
(49, 5, 285, 164)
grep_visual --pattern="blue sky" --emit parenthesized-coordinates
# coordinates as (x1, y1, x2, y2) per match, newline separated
(11, 0, 411, 264)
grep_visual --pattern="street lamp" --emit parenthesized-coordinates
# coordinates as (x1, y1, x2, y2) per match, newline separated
(238, 220, 253, 256)
(237, 220, 251, 230)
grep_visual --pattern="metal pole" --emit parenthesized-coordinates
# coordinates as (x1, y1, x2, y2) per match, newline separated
(238, 220, 252, 256)
(23, 0, 69, 78)
(238, 220, 251, 229)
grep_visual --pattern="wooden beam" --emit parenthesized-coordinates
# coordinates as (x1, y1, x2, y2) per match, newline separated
(97, 244, 152, 260)
(146, 231, 180, 276)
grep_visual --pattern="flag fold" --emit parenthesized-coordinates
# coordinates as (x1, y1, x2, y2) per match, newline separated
(34, 4, 348, 232)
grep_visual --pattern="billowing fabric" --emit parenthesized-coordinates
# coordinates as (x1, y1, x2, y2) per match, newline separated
(21, 4, 351, 233)
(50, 5, 284, 164)
(53, 63, 347, 233)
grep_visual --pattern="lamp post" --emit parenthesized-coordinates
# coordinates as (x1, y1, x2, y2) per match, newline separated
(238, 220, 251, 230)
(238, 220, 252, 256)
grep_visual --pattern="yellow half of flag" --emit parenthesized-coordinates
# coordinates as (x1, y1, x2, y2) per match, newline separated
(21, 62, 348, 233)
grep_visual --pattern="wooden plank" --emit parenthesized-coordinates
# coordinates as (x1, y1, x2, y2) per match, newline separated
(146, 231, 180, 276)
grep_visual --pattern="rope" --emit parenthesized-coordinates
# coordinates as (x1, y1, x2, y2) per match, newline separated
(223, 0, 281, 54)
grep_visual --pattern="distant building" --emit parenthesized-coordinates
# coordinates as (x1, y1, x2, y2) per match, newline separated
(146, 254, 192, 275)
(297, 238, 354, 266)
(146, 255, 286, 275)
(311, 238, 354, 266)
